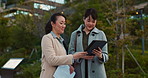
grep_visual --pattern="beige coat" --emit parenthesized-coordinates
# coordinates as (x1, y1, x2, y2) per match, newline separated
(40, 33, 73, 78)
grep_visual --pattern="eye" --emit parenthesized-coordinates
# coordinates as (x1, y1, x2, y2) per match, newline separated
(87, 20, 90, 22)
(60, 22, 66, 26)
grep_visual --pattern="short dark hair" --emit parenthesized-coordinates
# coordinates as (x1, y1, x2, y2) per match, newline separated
(84, 8, 98, 20)
(45, 13, 66, 34)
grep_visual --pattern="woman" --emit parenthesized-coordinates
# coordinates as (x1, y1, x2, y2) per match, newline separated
(40, 13, 87, 78)
(68, 8, 108, 78)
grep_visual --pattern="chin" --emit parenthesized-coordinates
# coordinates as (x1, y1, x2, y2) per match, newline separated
(88, 28, 93, 31)
(61, 31, 64, 34)
(89, 27, 95, 30)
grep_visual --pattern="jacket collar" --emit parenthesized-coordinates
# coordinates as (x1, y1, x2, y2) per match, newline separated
(50, 31, 64, 42)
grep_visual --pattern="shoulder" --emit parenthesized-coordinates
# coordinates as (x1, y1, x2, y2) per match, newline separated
(42, 33, 53, 41)
(71, 30, 78, 35)
(98, 29, 105, 35)
(92, 27, 105, 34)
(71, 24, 84, 35)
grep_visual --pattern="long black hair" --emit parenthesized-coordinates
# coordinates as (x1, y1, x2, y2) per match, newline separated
(45, 13, 66, 34)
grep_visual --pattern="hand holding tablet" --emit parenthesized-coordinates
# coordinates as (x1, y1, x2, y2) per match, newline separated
(85, 40, 107, 56)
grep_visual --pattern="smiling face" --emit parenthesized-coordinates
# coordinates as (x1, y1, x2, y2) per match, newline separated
(51, 16, 66, 36)
(83, 15, 97, 31)
(83, 8, 98, 32)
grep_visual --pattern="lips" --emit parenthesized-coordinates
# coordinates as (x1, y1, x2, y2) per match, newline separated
(87, 26, 93, 29)
(61, 28, 65, 32)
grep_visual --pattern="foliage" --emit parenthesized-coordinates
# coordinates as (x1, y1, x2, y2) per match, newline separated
(7, 0, 25, 5)
(0, 17, 11, 54)
(0, 48, 27, 67)
(0, 46, 41, 78)
(144, 17, 148, 39)
(105, 45, 148, 78)
(14, 61, 41, 78)
(13, 46, 41, 78)
(64, 0, 148, 78)
(0, 0, 147, 78)
(10, 26, 36, 49)
(0, 9, 41, 78)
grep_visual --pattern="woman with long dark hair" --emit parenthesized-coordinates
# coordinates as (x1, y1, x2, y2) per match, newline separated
(40, 13, 87, 78)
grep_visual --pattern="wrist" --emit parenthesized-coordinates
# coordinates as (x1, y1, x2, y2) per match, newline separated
(98, 55, 103, 59)
(73, 54, 77, 59)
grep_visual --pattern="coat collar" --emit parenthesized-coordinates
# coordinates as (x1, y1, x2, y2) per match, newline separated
(76, 24, 102, 34)
(50, 31, 64, 42)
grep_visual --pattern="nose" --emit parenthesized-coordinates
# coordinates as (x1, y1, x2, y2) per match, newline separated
(62, 24, 66, 28)
(90, 22, 94, 25)
(88, 22, 93, 26)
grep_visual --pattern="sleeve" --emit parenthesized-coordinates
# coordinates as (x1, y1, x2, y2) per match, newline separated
(41, 35, 73, 66)
(68, 32, 82, 63)
(68, 32, 76, 54)
(98, 31, 109, 63)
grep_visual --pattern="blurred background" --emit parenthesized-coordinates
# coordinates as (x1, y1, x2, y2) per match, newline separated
(0, 0, 147, 78)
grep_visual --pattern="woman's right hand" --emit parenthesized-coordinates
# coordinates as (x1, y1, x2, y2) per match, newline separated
(73, 52, 88, 59)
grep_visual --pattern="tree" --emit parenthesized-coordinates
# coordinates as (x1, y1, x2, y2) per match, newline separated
(63, 0, 147, 77)
(9, 14, 41, 50)
(0, 17, 11, 55)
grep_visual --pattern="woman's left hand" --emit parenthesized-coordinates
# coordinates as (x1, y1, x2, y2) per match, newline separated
(92, 47, 103, 59)
(69, 65, 74, 74)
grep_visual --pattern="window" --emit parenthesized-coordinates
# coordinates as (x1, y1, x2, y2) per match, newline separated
(34, 3, 56, 11)
(48, 0, 65, 4)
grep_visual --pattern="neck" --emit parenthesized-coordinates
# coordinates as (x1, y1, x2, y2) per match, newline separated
(83, 28, 90, 35)
(52, 30, 60, 38)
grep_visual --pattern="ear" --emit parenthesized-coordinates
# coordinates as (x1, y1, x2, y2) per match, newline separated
(51, 21, 55, 27)
(83, 17, 85, 21)
(83, 17, 85, 20)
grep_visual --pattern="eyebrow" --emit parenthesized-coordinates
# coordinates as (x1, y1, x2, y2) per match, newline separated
(87, 18, 95, 22)
(59, 21, 66, 23)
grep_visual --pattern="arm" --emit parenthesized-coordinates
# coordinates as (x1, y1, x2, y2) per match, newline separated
(41, 35, 73, 66)
(98, 31, 109, 63)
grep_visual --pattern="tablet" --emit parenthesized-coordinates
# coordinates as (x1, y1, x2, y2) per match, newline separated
(85, 40, 107, 56)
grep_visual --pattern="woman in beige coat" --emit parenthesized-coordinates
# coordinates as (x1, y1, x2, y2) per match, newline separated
(40, 13, 87, 78)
